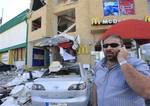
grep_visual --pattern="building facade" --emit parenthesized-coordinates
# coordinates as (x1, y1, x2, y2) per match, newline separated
(0, 10, 29, 68)
(27, 0, 150, 67)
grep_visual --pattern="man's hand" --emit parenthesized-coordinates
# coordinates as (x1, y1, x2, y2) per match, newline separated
(117, 46, 128, 62)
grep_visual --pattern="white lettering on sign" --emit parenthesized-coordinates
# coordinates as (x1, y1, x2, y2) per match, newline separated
(102, 19, 118, 25)
(91, 17, 119, 25)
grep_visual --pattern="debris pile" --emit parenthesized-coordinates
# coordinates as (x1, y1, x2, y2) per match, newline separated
(0, 68, 47, 106)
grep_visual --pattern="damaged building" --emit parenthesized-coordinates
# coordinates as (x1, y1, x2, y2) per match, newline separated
(0, 0, 150, 67)
(26, 0, 150, 67)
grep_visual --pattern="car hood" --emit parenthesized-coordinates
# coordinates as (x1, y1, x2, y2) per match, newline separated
(34, 77, 83, 91)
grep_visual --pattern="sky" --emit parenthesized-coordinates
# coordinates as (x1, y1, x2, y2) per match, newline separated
(0, 0, 31, 24)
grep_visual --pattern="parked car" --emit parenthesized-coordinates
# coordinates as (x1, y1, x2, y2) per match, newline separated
(0, 62, 17, 71)
(31, 62, 92, 106)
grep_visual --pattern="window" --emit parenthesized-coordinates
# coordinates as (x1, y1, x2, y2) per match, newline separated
(14, 48, 26, 61)
(32, 0, 46, 11)
(43, 64, 80, 77)
(32, 48, 44, 66)
(57, 9, 76, 33)
(103, 0, 135, 16)
(32, 17, 41, 31)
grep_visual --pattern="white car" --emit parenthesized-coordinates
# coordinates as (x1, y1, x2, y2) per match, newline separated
(31, 63, 92, 106)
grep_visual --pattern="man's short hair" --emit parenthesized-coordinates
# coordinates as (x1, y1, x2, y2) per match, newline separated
(103, 34, 124, 45)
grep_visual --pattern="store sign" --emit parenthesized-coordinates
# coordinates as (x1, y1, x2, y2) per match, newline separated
(77, 45, 89, 55)
(145, 16, 150, 22)
(91, 17, 101, 25)
(91, 17, 119, 25)
(101, 19, 118, 25)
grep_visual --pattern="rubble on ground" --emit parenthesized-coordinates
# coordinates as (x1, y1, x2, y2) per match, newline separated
(0, 68, 47, 106)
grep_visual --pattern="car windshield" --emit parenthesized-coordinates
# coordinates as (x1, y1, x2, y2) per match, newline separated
(43, 64, 81, 77)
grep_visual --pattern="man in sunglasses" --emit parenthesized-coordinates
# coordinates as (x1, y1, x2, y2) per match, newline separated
(92, 35, 150, 106)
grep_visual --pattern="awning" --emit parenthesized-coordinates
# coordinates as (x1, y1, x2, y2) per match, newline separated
(35, 34, 80, 50)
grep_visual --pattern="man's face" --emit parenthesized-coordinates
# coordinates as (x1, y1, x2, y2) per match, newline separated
(103, 37, 122, 61)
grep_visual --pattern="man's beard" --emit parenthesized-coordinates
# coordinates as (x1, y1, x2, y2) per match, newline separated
(105, 53, 118, 62)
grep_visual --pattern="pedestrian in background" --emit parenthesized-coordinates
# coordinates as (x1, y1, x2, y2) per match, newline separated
(92, 35, 150, 106)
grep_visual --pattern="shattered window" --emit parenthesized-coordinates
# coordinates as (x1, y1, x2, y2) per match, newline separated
(32, 0, 46, 11)
(43, 64, 81, 77)
(32, 17, 41, 31)
(57, 9, 76, 33)
(50, 67, 80, 76)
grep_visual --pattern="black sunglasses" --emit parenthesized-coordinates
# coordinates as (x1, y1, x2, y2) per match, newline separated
(103, 43, 120, 48)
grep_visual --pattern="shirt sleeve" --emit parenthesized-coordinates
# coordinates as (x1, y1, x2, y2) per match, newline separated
(93, 61, 102, 84)
(129, 57, 150, 77)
